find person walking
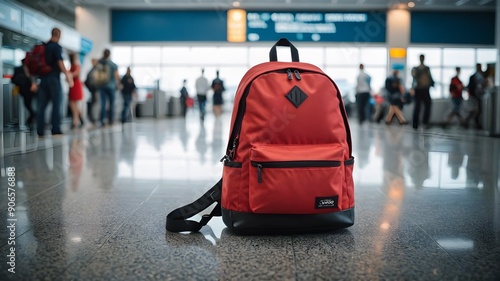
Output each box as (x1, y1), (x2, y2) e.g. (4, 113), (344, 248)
(384, 70), (407, 125)
(120, 67), (136, 124)
(445, 67), (465, 125)
(179, 79), (189, 117)
(36, 28), (73, 137)
(68, 53), (84, 129)
(464, 63), (486, 129)
(11, 59), (37, 129)
(355, 64), (372, 125)
(97, 49), (120, 127)
(195, 68), (209, 121)
(84, 58), (99, 126)
(411, 54), (434, 129)
(211, 70), (225, 117)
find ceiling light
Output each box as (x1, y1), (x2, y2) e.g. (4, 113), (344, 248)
(408, 1), (415, 8)
(394, 3), (407, 9)
(233, 1), (241, 7)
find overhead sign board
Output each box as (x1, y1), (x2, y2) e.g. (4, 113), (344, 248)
(246, 11), (386, 42)
(0, 1), (22, 32)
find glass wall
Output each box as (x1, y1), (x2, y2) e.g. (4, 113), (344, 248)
(406, 47), (496, 99)
(111, 44), (495, 101)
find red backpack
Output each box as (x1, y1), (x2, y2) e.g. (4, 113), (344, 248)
(166, 38), (354, 234)
(24, 43), (52, 76)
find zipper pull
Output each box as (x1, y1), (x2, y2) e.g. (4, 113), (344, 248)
(286, 69), (293, 80)
(220, 155), (229, 162)
(294, 70), (301, 80)
(228, 137), (239, 160)
(257, 164), (263, 183)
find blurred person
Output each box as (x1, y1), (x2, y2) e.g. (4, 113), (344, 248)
(411, 54), (434, 129)
(68, 53), (84, 129)
(179, 79), (189, 117)
(36, 28), (73, 137)
(464, 63), (486, 129)
(195, 68), (209, 121)
(97, 49), (120, 127)
(84, 58), (99, 126)
(120, 67), (137, 124)
(211, 70), (225, 117)
(355, 64), (372, 124)
(445, 67), (465, 125)
(384, 70), (407, 125)
(11, 59), (37, 129)
(371, 92), (386, 123)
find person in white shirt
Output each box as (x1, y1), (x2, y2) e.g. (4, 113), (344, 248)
(355, 64), (372, 124)
(195, 68), (210, 121)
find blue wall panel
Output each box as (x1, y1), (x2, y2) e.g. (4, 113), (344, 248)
(112, 10), (227, 42)
(411, 12), (495, 45)
(112, 10), (386, 43)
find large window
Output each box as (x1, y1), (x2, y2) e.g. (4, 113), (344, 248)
(111, 45), (495, 101)
(325, 47), (387, 103)
(111, 45), (388, 104)
(407, 47), (496, 99)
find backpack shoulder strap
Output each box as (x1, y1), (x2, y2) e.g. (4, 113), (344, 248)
(166, 178), (222, 232)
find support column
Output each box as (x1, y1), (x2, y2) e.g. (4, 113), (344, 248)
(386, 8), (412, 119)
(75, 5), (111, 74)
(494, 2), (500, 136)
(0, 32), (3, 137)
(493, 0), (499, 245)
(0, 32), (4, 161)
(386, 9), (410, 78)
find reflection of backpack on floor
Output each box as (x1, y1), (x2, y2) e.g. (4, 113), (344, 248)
(92, 61), (111, 86)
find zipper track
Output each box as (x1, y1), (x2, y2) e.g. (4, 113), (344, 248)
(251, 161), (341, 168)
(251, 160), (341, 183)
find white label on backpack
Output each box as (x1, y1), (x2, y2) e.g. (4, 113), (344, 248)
(315, 196), (339, 209)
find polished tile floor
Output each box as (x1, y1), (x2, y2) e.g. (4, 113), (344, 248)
(1, 110), (499, 280)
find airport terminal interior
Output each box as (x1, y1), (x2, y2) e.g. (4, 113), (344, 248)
(1, 0), (500, 280)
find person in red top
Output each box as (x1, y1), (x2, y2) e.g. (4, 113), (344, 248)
(68, 53), (84, 129)
(445, 67), (464, 125)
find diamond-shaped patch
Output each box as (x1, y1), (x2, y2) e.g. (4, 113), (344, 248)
(285, 86), (308, 108)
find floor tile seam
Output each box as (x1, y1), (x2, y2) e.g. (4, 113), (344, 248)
(289, 236), (300, 281)
(0, 202), (64, 248)
(59, 184), (161, 273)
(1, 143), (48, 158)
(413, 221), (468, 273)
(1, 169), (153, 246)
(1, 140), (66, 158)
(404, 128), (494, 141)
(1, 126), (124, 158)
(368, 125), (479, 141)
(1, 180), (66, 213)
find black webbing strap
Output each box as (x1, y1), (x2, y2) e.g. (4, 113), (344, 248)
(269, 38), (300, 62)
(166, 178), (222, 232)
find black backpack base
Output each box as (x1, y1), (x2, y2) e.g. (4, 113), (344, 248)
(222, 207), (355, 235)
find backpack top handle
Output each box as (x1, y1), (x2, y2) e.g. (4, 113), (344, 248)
(269, 38), (300, 62)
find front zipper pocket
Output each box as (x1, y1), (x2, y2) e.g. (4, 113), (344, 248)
(251, 160), (341, 183)
(249, 144), (346, 214)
